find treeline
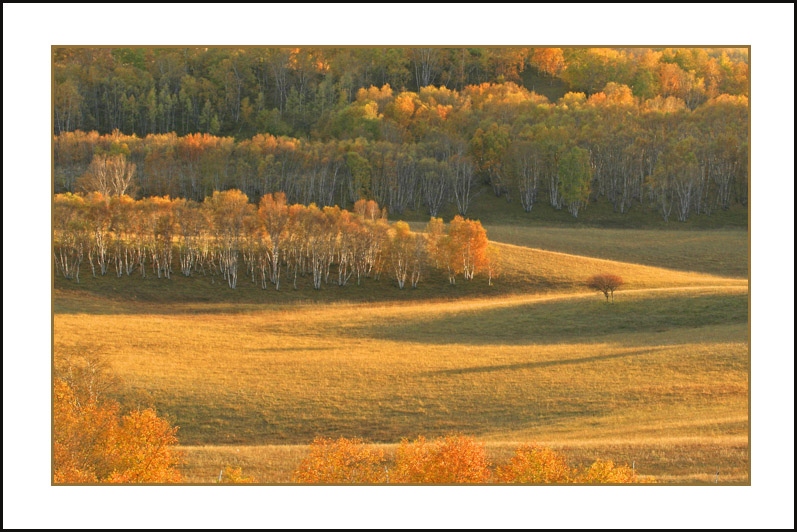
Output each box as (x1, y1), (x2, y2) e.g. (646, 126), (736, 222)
(54, 47), (748, 139)
(55, 83), (748, 221)
(53, 191), (495, 290)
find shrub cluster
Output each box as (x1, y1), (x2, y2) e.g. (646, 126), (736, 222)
(292, 435), (651, 484)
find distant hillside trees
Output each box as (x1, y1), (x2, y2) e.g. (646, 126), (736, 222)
(53, 192), (493, 290)
(53, 47), (748, 140)
(76, 153), (137, 197)
(558, 146), (592, 218)
(54, 48), (749, 223)
(55, 83), (748, 222)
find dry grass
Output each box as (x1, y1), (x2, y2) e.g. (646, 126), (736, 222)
(54, 231), (749, 484)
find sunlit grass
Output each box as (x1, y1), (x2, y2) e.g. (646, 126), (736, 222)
(55, 286), (748, 483)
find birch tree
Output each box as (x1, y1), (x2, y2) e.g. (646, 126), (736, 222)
(558, 147), (592, 218)
(54, 193), (87, 282)
(505, 140), (539, 213)
(77, 153), (137, 197)
(451, 151), (476, 216)
(205, 190), (252, 288)
(258, 192), (289, 289)
(419, 157), (448, 217)
(389, 221), (414, 289)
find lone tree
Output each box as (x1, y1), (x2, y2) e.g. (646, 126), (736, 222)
(587, 274), (624, 302)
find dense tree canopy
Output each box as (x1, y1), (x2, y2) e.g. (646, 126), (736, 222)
(54, 48), (749, 222)
(53, 47), (749, 138)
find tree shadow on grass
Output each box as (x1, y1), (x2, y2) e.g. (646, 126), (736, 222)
(422, 347), (669, 377)
(248, 347), (334, 352)
(53, 272), (559, 316)
(357, 292), (748, 346)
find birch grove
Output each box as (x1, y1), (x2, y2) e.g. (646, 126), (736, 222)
(54, 192), (494, 290)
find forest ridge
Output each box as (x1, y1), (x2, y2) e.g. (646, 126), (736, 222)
(54, 47), (749, 138)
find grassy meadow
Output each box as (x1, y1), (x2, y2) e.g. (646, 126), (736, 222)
(54, 220), (749, 484)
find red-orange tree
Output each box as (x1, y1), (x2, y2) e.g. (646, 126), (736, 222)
(448, 216), (489, 282)
(587, 273), (624, 302)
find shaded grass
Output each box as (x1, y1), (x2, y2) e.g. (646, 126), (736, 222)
(355, 289), (748, 346)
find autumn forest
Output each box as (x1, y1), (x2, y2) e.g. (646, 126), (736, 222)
(55, 47), (749, 221)
(52, 46), (750, 486)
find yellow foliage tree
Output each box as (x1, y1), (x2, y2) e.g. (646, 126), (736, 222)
(497, 444), (572, 483)
(292, 437), (387, 484)
(392, 435), (491, 484)
(53, 379), (182, 484)
(216, 466), (257, 484)
(574, 459), (647, 484)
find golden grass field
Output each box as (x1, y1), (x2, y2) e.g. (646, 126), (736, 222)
(54, 229), (749, 484)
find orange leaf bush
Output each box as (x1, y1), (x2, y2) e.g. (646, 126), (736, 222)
(53, 379), (182, 483)
(391, 435), (492, 484)
(292, 437), (387, 483)
(217, 466), (257, 484)
(574, 459), (646, 484)
(497, 444), (572, 483)
(291, 435), (653, 484)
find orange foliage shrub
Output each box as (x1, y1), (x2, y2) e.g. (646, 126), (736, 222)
(217, 466), (257, 484)
(574, 459), (646, 484)
(497, 444), (572, 483)
(392, 435), (491, 484)
(53, 379), (182, 483)
(291, 435), (653, 484)
(292, 437), (387, 483)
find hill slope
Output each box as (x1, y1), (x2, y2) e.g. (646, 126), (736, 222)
(54, 232), (749, 484)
